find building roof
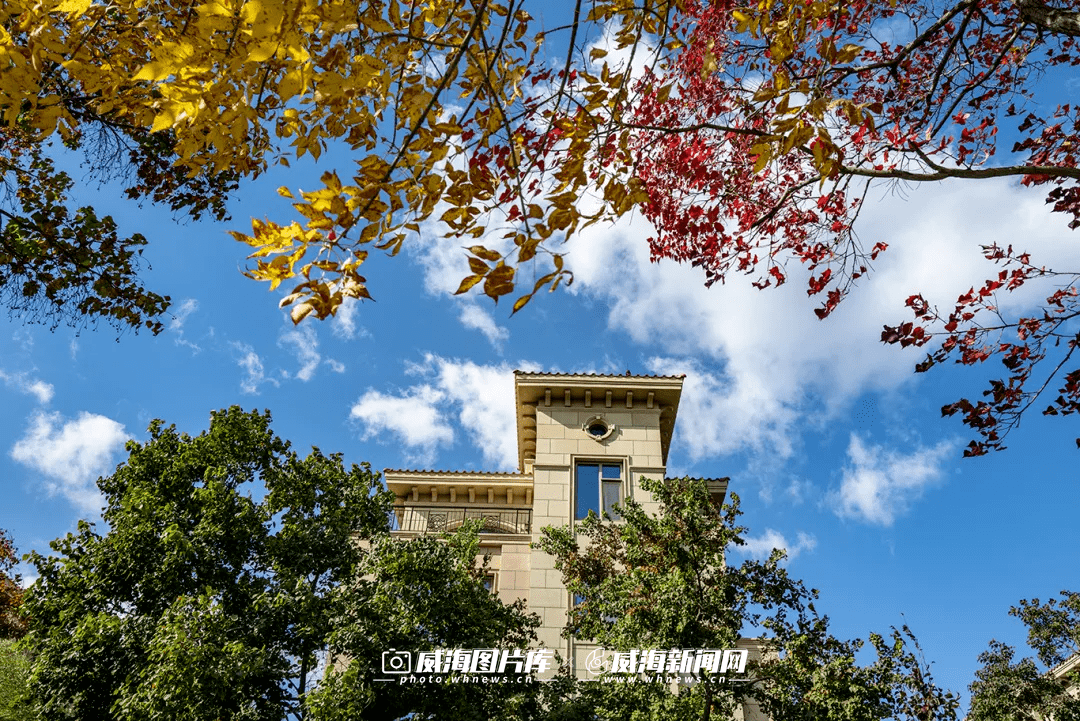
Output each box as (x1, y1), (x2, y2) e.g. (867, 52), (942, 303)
(382, 469), (533, 498)
(384, 469), (530, 477)
(513, 370), (686, 379)
(1050, 652), (1080, 680)
(382, 370), (688, 479)
(514, 371), (684, 472)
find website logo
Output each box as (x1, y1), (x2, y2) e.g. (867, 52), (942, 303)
(381, 649), (412, 674)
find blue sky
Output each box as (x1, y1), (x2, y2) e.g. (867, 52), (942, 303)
(3, 54), (1080, 720)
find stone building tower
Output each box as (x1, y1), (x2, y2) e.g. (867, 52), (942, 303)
(384, 371), (729, 670)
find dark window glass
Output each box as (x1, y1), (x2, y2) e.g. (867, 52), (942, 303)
(576, 462), (623, 520)
(602, 480), (621, 519)
(575, 463), (600, 520)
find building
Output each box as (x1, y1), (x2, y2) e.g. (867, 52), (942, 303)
(385, 370), (732, 661)
(1050, 653), (1080, 714)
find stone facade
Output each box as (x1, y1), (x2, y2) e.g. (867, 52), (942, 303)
(384, 371), (730, 672)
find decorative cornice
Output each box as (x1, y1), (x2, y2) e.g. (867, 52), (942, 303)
(513, 370), (686, 379)
(514, 371), (684, 471)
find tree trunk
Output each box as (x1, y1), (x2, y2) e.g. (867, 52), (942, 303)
(1016, 0), (1080, 36)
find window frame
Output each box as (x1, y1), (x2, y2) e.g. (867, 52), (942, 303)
(482, 572), (498, 593)
(573, 459), (626, 521)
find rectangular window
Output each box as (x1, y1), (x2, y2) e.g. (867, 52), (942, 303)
(575, 462), (623, 520)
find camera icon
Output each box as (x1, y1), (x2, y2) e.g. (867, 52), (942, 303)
(382, 649), (412, 674)
(583, 649), (607, 677)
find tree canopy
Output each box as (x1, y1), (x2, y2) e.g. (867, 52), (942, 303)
(19, 407), (566, 721)
(16, 425), (1077, 720)
(22, 407), (391, 719)
(0, 530), (26, 641)
(3, 0), (1079, 449)
(968, 591), (1080, 721)
(538, 476), (965, 721)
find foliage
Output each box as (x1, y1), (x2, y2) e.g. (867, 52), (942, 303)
(537, 476), (961, 721)
(306, 528), (555, 721)
(20, 407), (561, 721)
(968, 591), (1080, 721)
(0, 0), (556, 325)
(0, 530), (26, 640)
(4, 0), (1079, 445)
(0, 639), (34, 721)
(22, 407), (393, 721)
(0, 128), (173, 334)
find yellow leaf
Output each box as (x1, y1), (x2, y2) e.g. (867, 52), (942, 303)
(277, 186), (294, 198)
(752, 148), (772, 174)
(55, 0), (91, 16)
(486, 262), (515, 286)
(150, 105), (179, 133)
(511, 293), (533, 314)
(247, 42), (277, 63)
(468, 245), (501, 261)
(835, 43), (863, 63)
(133, 62), (172, 83)
(278, 68), (305, 100)
(701, 52), (718, 75)
(31, 106), (63, 135)
(240, 0), (262, 24)
(454, 274), (484, 295)
(291, 302), (315, 324)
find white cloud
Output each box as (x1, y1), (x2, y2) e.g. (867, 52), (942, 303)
(350, 355), (542, 469)
(735, 529), (817, 562)
(407, 231), (486, 298)
(645, 357), (799, 462)
(0, 370), (54, 404)
(169, 298), (201, 352)
(458, 302), (510, 349)
(784, 476), (814, 505)
(10, 410), (129, 512)
(326, 358), (346, 373)
(561, 176), (1073, 465)
(332, 297), (370, 340)
(233, 342), (278, 395)
(279, 324), (321, 381)
(403, 224), (521, 344)
(15, 562), (37, 589)
(414, 355), (527, 469)
(829, 434), (954, 526)
(349, 385), (454, 464)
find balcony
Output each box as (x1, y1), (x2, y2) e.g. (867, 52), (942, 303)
(390, 505), (532, 535)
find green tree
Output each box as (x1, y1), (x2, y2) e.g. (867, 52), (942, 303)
(1, 532), (33, 720)
(307, 528), (560, 721)
(968, 591), (1080, 721)
(21, 407), (562, 721)
(0, 529), (26, 640)
(22, 407), (392, 721)
(0, 638), (34, 721)
(537, 476), (961, 721)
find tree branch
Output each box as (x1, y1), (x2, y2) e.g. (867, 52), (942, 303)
(1015, 0), (1080, 36)
(840, 162), (1080, 182)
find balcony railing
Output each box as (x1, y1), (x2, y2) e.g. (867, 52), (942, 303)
(390, 506), (532, 535)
